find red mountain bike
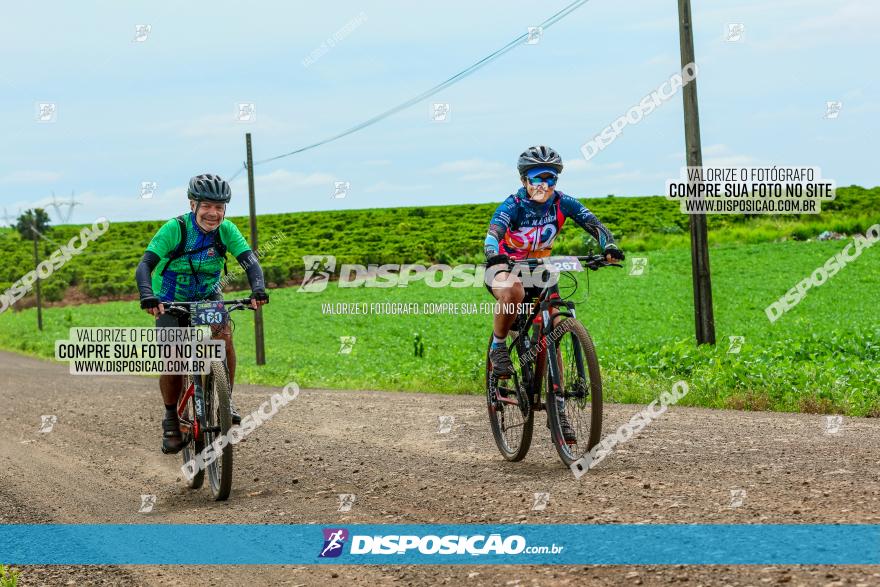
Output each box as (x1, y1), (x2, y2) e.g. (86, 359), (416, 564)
(165, 298), (254, 501)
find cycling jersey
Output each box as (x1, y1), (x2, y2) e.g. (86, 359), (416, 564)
(145, 213), (251, 302)
(484, 188), (616, 260)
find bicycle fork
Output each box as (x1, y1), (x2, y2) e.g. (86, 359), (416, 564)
(193, 380), (207, 436)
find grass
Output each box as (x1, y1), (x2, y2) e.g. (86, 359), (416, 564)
(0, 566), (19, 587)
(1, 239), (877, 416)
(0, 186), (877, 301)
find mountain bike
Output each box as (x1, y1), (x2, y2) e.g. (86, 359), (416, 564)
(485, 255), (620, 466)
(165, 298), (254, 501)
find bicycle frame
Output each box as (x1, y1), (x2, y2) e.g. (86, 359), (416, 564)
(165, 298), (253, 443)
(506, 255), (612, 408)
(511, 290), (571, 410)
(177, 377), (206, 440)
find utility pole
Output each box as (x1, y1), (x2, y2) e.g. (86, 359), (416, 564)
(31, 227), (43, 331)
(677, 0), (715, 345)
(245, 133), (266, 365)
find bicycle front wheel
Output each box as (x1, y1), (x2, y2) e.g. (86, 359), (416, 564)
(545, 317), (603, 466)
(204, 361), (233, 501)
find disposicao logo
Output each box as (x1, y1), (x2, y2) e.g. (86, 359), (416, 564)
(319, 528), (349, 558)
(348, 533), (529, 555)
(317, 530), (562, 558)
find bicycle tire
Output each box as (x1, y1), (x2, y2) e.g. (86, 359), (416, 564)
(486, 333), (534, 462)
(180, 374), (205, 490)
(545, 317), (603, 466)
(204, 361), (233, 501)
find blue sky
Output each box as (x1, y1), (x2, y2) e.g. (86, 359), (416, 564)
(1, 0), (877, 225)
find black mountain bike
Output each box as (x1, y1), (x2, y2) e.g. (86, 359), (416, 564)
(486, 255), (620, 466)
(165, 298), (254, 501)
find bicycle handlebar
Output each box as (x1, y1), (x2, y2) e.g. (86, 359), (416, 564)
(163, 298), (255, 314)
(509, 255), (623, 271)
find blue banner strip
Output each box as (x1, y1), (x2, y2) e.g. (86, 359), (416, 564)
(2, 524), (878, 565)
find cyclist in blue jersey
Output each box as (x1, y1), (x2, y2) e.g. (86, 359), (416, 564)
(483, 146), (624, 439)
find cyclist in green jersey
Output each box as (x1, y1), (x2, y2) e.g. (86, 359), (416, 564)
(135, 174), (269, 454)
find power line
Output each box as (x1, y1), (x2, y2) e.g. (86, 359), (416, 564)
(228, 162), (247, 183)
(249, 0), (593, 168)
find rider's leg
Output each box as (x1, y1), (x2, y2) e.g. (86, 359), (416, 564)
(157, 312), (187, 454)
(490, 271), (525, 339)
(160, 374), (184, 406)
(487, 271), (524, 376)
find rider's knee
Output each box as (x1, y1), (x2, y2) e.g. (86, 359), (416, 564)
(159, 373), (182, 387)
(494, 280), (524, 303)
(510, 283), (525, 301)
(211, 324), (231, 339)
(500, 283), (524, 304)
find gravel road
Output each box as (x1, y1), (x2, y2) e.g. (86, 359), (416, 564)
(1, 350), (878, 586)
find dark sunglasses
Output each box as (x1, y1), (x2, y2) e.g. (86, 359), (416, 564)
(527, 174), (557, 186)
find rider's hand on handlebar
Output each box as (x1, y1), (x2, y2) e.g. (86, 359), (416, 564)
(250, 290), (269, 309)
(486, 253), (512, 269)
(603, 245), (625, 264)
(140, 297), (165, 316)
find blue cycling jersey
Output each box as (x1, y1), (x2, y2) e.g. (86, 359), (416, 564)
(484, 188), (616, 260)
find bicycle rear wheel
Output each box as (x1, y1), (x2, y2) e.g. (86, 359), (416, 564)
(204, 361), (233, 501)
(180, 374), (205, 490)
(545, 317), (603, 466)
(486, 333), (534, 461)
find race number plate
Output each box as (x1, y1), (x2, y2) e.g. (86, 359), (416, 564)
(546, 256), (584, 272)
(191, 301), (228, 325)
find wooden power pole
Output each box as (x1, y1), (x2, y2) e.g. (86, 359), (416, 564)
(677, 0), (715, 345)
(245, 133), (266, 365)
(31, 230), (43, 331)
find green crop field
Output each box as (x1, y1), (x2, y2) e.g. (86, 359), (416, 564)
(1, 237), (877, 416)
(0, 186), (878, 303)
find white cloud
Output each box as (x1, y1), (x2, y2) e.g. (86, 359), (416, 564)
(702, 144), (729, 157)
(363, 181), (431, 193)
(459, 172), (504, 181)
(151, 113), (304, 141)
(428, 159), (508, 176)
(0, 170), (62, 183)
(694, 144), (760, 168)
(729, 0), (880, 51)
(605, 170), (669, 182)
(624, 16), (677, 32)
(665, 144), (759, 169)
(792, 2), (880, 41)
(566, 159), (625, 172)
(42, 169), (343, 223)
(244, 169), (336, 189)
(645, 53), (676, 67)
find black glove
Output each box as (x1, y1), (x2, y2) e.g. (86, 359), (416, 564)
(486, 254), (512, 268)
(140, 297), (160, 310)
(603, 246), (625, 262)
(252, 290), (269, 304)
